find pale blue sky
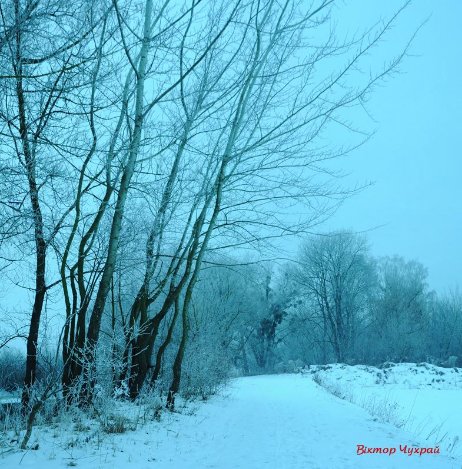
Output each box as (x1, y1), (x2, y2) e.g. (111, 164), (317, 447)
(323, 0), (462, 292)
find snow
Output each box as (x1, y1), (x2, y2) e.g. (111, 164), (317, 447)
(1, 372), (461, 468)
(309, 363), (462, 460)
(0, 389), (20, 405)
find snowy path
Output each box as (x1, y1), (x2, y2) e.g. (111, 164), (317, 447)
(150, 374), (458, 469)
(1, 374), (460, 468)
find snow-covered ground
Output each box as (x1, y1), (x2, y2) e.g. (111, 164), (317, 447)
(309, 363), (462, 461)
(0, 389), (20, 405)
(1, 370), (461, 468)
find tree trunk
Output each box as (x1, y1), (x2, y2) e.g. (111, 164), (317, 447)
(166, 301), (189, 411)
(22, 240), (46, 409)
(13, 1), (48, 409)
(150, 297), (181, 387)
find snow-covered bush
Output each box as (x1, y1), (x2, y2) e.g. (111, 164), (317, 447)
(100, 414), (133, 434)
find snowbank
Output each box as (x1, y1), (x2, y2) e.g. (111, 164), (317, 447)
(309, 362), (462, 460)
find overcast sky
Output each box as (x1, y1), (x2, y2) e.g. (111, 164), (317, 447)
(320, 0), (462, 293)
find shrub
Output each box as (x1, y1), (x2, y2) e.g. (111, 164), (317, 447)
(100, 414), (132, 434)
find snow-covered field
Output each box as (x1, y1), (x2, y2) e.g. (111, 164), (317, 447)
(1, 368), (462, 468)
(309, 362), (462, 461)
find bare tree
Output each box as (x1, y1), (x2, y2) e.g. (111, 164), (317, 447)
(0, 0), (109, 408)
(110, 0), (414, 405)
(368, 256), (430, 362)
(0, 0), (417, 411)
(427, 289), (462, 364)
(292, 232), (373, 362)
(54, 0), (244, 405)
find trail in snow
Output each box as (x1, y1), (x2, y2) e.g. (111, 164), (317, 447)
(1, 374), (460, 468)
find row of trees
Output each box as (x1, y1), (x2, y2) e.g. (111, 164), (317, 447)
(277, 232), (462, 368)
(0, 0), (413, 412)
(1, 235), (460, 395)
